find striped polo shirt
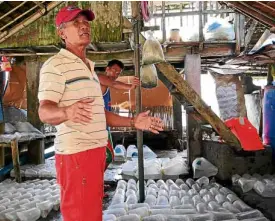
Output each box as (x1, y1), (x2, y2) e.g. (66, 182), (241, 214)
(38, 49), (108, 154)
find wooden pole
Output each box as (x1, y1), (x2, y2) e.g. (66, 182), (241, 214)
(199, 2), (204, 43)
(185, 54), (202, 165)
(0, 148), (4, 168)
(172, 96), (183, 142)
(235, 13), (241, 55)
(11, 139), (21, 183)
(162, 1), (166, 42)
(156, 62), (241, 150)
(26, 57), (45, 165)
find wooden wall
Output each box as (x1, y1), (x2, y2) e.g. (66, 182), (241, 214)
(110, 76), (172, 109)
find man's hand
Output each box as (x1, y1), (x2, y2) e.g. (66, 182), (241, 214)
(130, 77), (140, 90)
(134, 110), (164, 134)
(64, 98), (94, 124)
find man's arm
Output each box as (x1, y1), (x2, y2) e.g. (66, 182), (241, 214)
(105, 110), (163, 134)
(39, 99), (94, 126)
(105, 110), (132, 127)
(39, 100), (68, 125)
(98, 75), (139, 90)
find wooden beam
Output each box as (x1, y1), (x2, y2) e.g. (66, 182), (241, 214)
(11, 140), (21, 183)
(239, 15), (245, 47)
(235, 13), (241, 55)
(162, 1), (166, 41)
(156, 62), (241, 150)
(131, 2), (140, 19)
(185, 54), (201, 95)
(87, 50), (134, 62)
(0, 148), (4, 168)
(185, 54), (202, 165)
(152, 9), (234, 17)
(227, 2), (275, 27)
(26, 58), (44, 165)
(1, 43), (236, 66)
(33, 1), (45, 10)
(256, 2), (275, 15)
(172, 96), (183, 141)
(199, 2), (204, 42)
(123, 17), (146, 44)
(244, 20), (258, 52)
(165, 42), (235, 59)
(0, 2), (62, 42)
(203, 2), (208, 24)
(238, 2), (275, 24)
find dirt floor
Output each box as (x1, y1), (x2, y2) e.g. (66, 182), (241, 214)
(232, 185), (275, 221)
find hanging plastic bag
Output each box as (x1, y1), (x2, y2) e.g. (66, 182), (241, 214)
(142, 31), (165, 65)
(192, 157), (218, 178)
(203, 17), (235, 41)
(141, 64), (158, 89)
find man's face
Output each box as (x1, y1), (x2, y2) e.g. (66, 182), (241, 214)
(58, 14), (91, 47)
(106, 64), (122, 81)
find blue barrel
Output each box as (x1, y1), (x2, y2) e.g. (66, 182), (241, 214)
(263, 86), (275, 154)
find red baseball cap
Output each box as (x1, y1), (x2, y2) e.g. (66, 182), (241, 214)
(55, 6), (95, 27)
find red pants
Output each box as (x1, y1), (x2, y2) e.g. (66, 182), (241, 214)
(55, 147), (106, 221)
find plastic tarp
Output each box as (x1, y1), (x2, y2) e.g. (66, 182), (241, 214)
(0, 122), (45, 143)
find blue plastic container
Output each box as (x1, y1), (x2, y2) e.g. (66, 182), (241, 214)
(263, 86), (275, 155)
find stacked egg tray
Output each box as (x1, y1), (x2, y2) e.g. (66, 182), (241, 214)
(103, 178), (268, 221)
(0, 178), (60, 221)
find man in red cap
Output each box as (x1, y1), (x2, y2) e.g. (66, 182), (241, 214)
(38, 6), (163, 221)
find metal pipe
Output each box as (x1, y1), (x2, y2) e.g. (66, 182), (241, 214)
(0, 2), (27, 21)
(133, 2), (145, 203)
(0, 2), (63, 43)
